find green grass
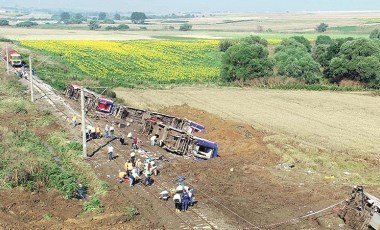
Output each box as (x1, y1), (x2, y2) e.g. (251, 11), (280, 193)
(364, 18), (380, 24)
(0, 74), (105, 198)
(83, 197), (104, 213)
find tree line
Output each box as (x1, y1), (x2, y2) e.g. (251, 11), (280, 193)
(220, 32), (380, 88)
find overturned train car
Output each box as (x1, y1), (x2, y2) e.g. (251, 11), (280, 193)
(65, 83), (218, 159)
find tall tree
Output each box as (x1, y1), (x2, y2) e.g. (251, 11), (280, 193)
(88, 20), (101, 30)
(114, 13), (121, 20)
(221, 43), (273, 82)
(0, 19), (9, 26)
(98, 12), (107, 20)
(326, 38), (380, 88)
(131, 12), (147, 24)
(316, 23), (328, 32)
(60, 12), (71, 22)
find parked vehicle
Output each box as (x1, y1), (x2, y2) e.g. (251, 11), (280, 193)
(2, 48), (22, 67)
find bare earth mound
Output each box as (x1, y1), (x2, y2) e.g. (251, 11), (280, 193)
(115, 87), (380, 155)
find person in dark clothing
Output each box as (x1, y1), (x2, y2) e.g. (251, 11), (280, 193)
(181, 191), (189, 212)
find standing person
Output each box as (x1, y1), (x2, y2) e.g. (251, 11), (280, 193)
(188, 189), (194, 206)
(95, 125), (101, 139)
(125, 160), (133, 177)
(107, 144), (114, 161)
(135, 159), (142, 175)
(150, 135), (157, 146)
(105, 125), (110, 138)
(132, 137), (138, 149)
(181, 190), (189, 212)
(72, 115), (77, 128)
(90, 125), (96, 140)
(144, 170), (151, 186)
(110, 124), (115, 138)
(127, 131), (133, 139)
(173, 192), (181, 213)
(130, 151), (136, 165)
(129, 173), (134, 187)
(119, 133), (125, 145)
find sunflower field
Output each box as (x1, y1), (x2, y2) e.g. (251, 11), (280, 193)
(20, 40), (221, 86)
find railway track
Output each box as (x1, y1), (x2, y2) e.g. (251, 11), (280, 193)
(4, 65), (224, 229)
(89, 137), (220, 230)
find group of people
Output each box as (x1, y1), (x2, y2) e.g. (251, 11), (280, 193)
(173, 185), (195, 212)
(118, 150), (159, 187)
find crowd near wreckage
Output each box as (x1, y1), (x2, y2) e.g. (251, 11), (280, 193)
(65, 83), (218, 160)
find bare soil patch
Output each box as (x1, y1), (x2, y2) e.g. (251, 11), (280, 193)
(115, 87), (380, 155)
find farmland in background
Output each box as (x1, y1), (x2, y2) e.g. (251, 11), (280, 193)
(20, 40), (221, 88)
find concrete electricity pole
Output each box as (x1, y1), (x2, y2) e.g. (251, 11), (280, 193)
(5, 45), (9, 75)
(29, 56), (34, 102)
(81, 87), (87, 158)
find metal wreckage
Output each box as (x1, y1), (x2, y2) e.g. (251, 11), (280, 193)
(65, 83), (218, 160)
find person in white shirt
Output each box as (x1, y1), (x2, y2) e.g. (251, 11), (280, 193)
(150, 135), (157, 146)
(173, 193), (182, 212)
(107, 144), (114, 161)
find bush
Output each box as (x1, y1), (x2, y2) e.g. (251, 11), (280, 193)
(117, 24), (129, 30)
(316, 35), (333, 45)
(221, 43), (273, 82)
(83, 197), (103, 213)
(88, 20), (101, 30)
(103, 19), (115, 24)
(179, 23), (192, 31)
(325, 38), (380, 88)
(105, 89), (116, 98)
(370, 29), (380, 39)
(0, 19), (9, 26)
(240, 35), (268, 47)
(219, 39), (234, 52)
(274, 48), (321, 84)
(16, 21), (38, 28)
(290, 36), (311, 52)
(122, 207), (139, 220)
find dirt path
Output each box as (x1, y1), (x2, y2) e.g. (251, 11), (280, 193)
(115, 87), (380, 154)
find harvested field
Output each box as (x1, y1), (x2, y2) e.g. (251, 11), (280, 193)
(115, 87), (380, 155)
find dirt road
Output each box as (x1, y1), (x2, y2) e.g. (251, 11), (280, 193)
(115, 87), (380, 154)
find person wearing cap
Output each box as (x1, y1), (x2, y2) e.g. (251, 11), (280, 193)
(107, 144), (114, 161)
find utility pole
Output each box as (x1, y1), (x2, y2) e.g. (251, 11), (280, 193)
(29, 56), (34, 102)
(5, 44), (9, 75)
(81, 87), (87, 158)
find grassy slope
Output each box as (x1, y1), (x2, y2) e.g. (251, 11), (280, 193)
(0, 71), (106, 199)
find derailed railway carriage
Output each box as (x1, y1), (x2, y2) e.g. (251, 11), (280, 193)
(65, 83), (218, 159)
